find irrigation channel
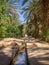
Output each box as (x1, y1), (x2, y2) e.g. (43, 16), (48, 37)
(10, 38), (30, 65)
(13, 49), (29, 65)
(10, 46), (29, 65)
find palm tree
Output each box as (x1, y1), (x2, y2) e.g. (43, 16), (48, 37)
(22, 0), (42, 38)
(7, 0), (21, 26)
(22, 0), (49, 39)
(42, 0), (49, 31)
(7, 0), (19, 15)
(22, 0), (28, 5)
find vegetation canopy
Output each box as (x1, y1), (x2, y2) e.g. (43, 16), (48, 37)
(0, 0), (49, 42)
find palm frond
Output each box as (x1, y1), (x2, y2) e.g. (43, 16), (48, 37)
(22, 0), (28, 5)
(24, 9), (33, 22)
(7, 7), (17, 15)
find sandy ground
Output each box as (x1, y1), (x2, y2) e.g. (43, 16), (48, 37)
(0, 46), (19, 65)
(0, 38), (49, 65)
(0, 38), (19, 65)
(28, 47), (49, 65)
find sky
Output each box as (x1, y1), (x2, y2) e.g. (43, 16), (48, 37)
(8, 0), (28, 24)
(18, 0), (27, 23)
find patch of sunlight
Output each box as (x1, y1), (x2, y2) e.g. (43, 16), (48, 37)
(38, 60), (49, 64)
(2, 47), (12, 57)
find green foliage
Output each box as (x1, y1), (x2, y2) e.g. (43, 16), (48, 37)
(0, 26), (7, 38)
(42, 28), (49, 42)
(26, 24), (35, 37)
(22, 0), (49, 41)
(18, 25), (23, 37)
(0, 0), (49, 42)
(0, 21), (23, 38)
(6, 24), (20, 38)
(0, 0), (23, 38)
(23, 24), (27, 36)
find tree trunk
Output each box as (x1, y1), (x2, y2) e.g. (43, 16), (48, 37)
(42, 0), (49, 31)
(34, 14), (39, 38)
(41, 0), (49, 39)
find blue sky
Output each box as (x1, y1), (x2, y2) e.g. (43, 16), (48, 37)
(8, 0), (28, 23)
(18, 0), (28, 23)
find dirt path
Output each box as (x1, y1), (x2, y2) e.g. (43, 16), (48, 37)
(0, 46), (18, 65)
(28, 47), (49, 65)
(0, 38), (49, 65)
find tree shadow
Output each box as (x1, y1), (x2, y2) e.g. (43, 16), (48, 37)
(0, 52), (14, 65)
(0, 44), (19, 65)
(31, 47), (49, 52)
(0, 46), (5, 50)
(29, 57), (49, 65)
(29, 48), (49, 65)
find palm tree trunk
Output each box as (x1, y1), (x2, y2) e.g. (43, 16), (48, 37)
(41, 0), (49, 40)
(42, 0), (49, 31)
(34, 14), (39, 38)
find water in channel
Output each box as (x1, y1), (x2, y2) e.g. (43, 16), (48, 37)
(14, 52), (27, 65)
